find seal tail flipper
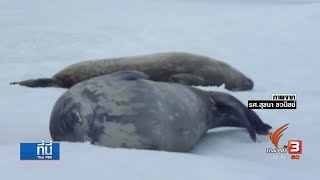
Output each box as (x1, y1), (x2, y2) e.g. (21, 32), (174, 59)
(210, 92), (272, 141)
(210, 92), (256, 141)
(245, 109), (272, 135)
(10, 78), (57, 88)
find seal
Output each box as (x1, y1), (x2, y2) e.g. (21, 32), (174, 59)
(11, 52), (254, 91)
(49, 70), (270, 152)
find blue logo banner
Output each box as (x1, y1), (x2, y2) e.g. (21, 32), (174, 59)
(20, 141), (60, 160)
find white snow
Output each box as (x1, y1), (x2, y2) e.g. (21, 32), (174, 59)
(0, 0), (319, 179)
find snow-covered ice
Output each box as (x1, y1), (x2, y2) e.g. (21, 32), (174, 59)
(0, 0), (319, 179)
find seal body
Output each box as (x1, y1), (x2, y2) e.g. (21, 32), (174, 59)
(12, 52), (254, 91)
(50, 71), (270, 152)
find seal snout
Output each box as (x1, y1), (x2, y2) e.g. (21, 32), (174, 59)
(50, 96), (84, 142)
(244, 78), (254, 90)
(225, 77), (254, 91)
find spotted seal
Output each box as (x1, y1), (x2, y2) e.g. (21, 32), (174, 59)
(11, 52), (254, 91)
(49, 71), (270, 152)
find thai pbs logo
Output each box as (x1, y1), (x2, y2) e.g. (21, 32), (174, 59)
(20, 141), (60, 160)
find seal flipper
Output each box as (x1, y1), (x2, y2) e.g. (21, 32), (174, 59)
(211, 96), (256, 141)
(110, 70), (150, 81)
(210, 92), (257, 141)
(168, 73), (205, 85)
(245, 109), (272, 135)
(210, 92), (271, 141)
(10, 78), (58, 88)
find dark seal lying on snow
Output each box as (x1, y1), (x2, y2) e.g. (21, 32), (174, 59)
(11, 52), (254, 91)
(50, 71), (270, 152)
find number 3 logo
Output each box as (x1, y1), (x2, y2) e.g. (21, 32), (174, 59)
(288, 140), (302, 154)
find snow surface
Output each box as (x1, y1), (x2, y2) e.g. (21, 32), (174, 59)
(0, 0), (319, 179)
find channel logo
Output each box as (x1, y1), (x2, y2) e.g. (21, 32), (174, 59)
(268, 123), (289, 148)
(20, 141), (60, 160)
(265, 123), (302, 160)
